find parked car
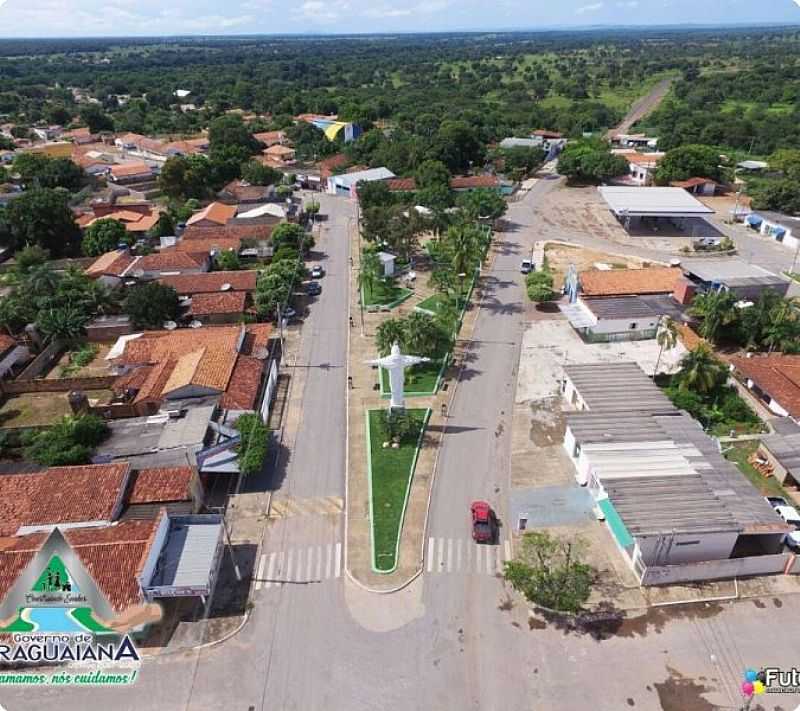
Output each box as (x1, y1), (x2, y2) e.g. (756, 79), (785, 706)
(520, 259), (533, 274)
(765, 496), (788, 509)
(785, 530), (800, 551)
(470, 501), (498, 544)
(305, 281), (322, 296)
(774, 505), (800, 527)
(310, 265), (325, 279)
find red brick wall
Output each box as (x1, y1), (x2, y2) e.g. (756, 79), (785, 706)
(2, 375), (116, 394)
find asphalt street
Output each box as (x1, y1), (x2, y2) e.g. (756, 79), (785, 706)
(5, 184), (800, 711)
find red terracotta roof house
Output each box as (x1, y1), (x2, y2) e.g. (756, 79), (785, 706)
(253, 130), (287, 146)
(135, 251), (208, 273)
(220, 355), (264, 410)
(729, 355), (800, 420)
(112, 324), (272, 412)
(0, 517), (160, 613)
(188, 291), (248, 317)
(179, 222), (273, 244)
(186, 202), (238, 228)
(85, 250), (138, 278)
(0, 463), (131, 537)
(109, 162), (154, 182)
(126, 467), (195, 505)
(385, 177), (418, 192)
(158, 271), (257, 296)
(170, 238), (243, 255)
(578, 267), (682, 297)
(264, 144), (296, 157)
(449, 175), (500, 190)
(319, 153), (349, 179)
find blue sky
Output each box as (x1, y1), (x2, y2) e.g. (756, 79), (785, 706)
(0, 0), (798, 37)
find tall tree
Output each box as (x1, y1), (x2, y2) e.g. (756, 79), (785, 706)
(82, 218), (131, 256)
(689, 290), (739, 343)
(123, 282), (179, 329)
(675, 344), (727, 395)
(653, 316), (679, 376)
(4, 188), (81, 257)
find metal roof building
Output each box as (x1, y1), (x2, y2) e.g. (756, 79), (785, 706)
(681, 258), (789, 292)
(598, 186), (714, 218)
(562, 362), (789, 579)
(562, 362), (675, 413)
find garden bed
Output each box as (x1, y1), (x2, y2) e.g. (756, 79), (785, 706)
(660, 377), (766, 437)
(361, 278), (413, 309)
(379, 358), (447, 397)
(366, 408), (430, 573)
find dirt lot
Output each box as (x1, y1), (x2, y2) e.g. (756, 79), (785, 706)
(0, 389), (112, 427)
(46, 343), (112, 379)
(544, 243), (650, 289)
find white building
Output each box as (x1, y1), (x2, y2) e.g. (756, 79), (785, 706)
(560, 362), (792, 584)
(558, 296), (661, 343)
(745, 211), (800, 253)
(326, 167), (395, 197)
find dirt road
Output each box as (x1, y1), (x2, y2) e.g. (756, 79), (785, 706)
(606, 77), (674, 138)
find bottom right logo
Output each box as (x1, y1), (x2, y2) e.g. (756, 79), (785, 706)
(742, 667), (800, 697)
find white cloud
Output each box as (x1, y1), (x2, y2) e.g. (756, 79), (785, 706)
(575, 2), (604, 13)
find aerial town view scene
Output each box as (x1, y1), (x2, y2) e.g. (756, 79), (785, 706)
(1, 1), (800, 709)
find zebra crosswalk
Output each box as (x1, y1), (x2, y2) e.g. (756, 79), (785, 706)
(254, 542), (342, 591)
(425, 537), (512, 576)
(268, 496), (344, 519)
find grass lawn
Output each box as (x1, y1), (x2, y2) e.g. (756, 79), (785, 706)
(723, 440), (791, 500)
(416, 292), (468, 317)
(380, 359), (445, 396)
(367, 408), (429, 573)
(361, 278), (412, 308)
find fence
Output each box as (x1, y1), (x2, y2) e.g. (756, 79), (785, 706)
(584, 328), (658, 344)
(639, 554), (798, 586)
(1, 375), (116, 394)
(15, 340), (64, 381)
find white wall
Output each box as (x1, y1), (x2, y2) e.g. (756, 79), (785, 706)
(562, 375), (587, 411)
(138, 512), (171, 591)
(588, 315), (659, 336)
(637, 531), (738, 566)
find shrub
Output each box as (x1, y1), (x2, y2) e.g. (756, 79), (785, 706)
(235, 413), (269, 476)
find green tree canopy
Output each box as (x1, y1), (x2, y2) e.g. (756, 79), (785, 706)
(415, 159), (451, 191)
(557, 140), (628, 184)
(23, 414), (110, 467)
(123, 282), (180, 329)
(4, 188), (81, 257)
(655, 144), (722, 185)
(79, 104), (114, 133)
(12, 153), (84, 191)
(241, 160), (281, 186)
(456, 189), (506, 220)
(503, 531), (593, 614)
(158, 155), (212, 201)
(82, 218), (131, 256)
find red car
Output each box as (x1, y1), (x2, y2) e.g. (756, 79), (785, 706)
(471, 501), (498, 543)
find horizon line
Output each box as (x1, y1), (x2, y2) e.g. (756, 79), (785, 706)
(1, 21), (800, 41)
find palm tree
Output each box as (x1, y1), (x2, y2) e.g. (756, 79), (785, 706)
(359, 248), (382, 304)
(688, 290), (738, 343)
(444, 221), (482, 280)
(36, 306), (89, 344)
(403, 311), (446, 359)
(375, 318), (406, 356)
(762, 300), (800, 353)
(653, 317), (679, 377)
(435, 293), (461, 337)
(676, 344), (726, 395)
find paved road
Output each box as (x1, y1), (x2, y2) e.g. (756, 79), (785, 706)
(6, 185), (800, 711)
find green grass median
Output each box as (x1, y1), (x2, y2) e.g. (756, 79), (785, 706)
(367, 408), (430, 573)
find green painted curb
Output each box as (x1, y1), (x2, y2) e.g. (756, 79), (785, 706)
(366, 407), (431, 574)
(377, 355), (450, 399)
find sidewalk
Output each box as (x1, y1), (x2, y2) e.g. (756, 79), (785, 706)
(346, 223), (491, 591)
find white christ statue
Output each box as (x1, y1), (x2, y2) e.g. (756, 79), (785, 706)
(367, 343), (430, 410)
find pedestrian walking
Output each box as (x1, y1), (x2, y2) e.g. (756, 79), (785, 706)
(347, 376), (353, 389)
(440, 402), (447, 418)
(349, 316), (355, 328)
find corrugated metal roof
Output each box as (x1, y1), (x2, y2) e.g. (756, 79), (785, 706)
(760, 431), (800, 480)
(583, 296), (657, 320)
(682, 258), (787, 288)
(148, 515), (222, 589)
(563, 362), (674, 413)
